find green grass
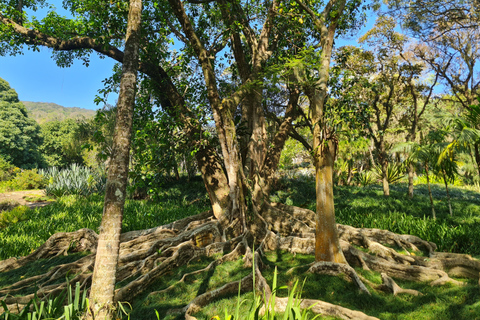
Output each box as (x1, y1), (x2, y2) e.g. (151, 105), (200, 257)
(0, 177), (210, 260)
(128, 250), (480, 320)
(2, 176), (480, 319)
(271, 177), (480, 255)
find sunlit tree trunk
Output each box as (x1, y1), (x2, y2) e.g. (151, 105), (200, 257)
(407, 163), (415, 198)
(425, 163), (436, 219)
(313, 137), (347, 263)
(381, 156), (390, 197)
(441, 168), (453, 216)
(85, 0), (142, 319)
(475, 143), (480, 177)
(307, 86), (346, 263)
(298, 0), (347, 264)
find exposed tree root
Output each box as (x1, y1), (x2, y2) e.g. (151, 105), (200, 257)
(379, 273), (422, 296)
(1, 204), (479, 319)
(0, 228), (98, 273)
(274, 297), (380, 320)
(308, 261), (370, 295)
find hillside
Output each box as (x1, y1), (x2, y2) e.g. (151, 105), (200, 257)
(21, 101), (96, 124)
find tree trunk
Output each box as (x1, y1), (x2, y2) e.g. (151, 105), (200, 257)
(313, 137), (347, 263)
(368, 141), (376, 168)
(442, 169), (453, 216)
(407, 163), (414, 198)
(85, 0), (142, 319)
(475, 142), (480, 178)
(346, 161), (353, 186)
(300, 0), (347, 264)
(168, 0), (247, 233)
(425, 164), (436, 220)
(381, 152), (390, 197)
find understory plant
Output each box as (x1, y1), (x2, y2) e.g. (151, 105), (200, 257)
(0, 282), (87, 320)
(356, 170), (376, 187)
(0, 205), (30, 228)
(0, 169), (46, 192)
(41, 164), (106, 197)
(207, 260), (319, 320)
(373, 163), (405, 184)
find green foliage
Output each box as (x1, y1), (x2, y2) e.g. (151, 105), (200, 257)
(0, 169), (47, 192)
(0, 281), (88, 320)
(372, 163), (405, 184)
(13, 169), (45, 190)
(41, 164), (106, 197)
(0, 78), (43, 169)
(0, 155), (19, 182)
(39, 119), (85, 167)
(0, 205), (30, 228)
(279, 135), (311, 170)
(356, 170), (376, 187)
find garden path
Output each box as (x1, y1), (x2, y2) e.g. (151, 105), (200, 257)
(0, 190), (52, 209)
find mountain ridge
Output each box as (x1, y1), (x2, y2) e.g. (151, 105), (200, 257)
(21, 101), (96, 124)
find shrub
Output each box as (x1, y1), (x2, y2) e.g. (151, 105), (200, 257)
(41, 164), (106, 197)
(0, 155), (19, 182)
(355, 170), (376, 187)
(0, 199), (20, 212)
(0, 169), (47, 192)
(0, 205), (30, 228)
(373, 163), (405, 184)
(13, 169), (46, 190)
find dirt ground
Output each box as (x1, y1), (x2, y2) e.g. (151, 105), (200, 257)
(0, 190), (53, 209)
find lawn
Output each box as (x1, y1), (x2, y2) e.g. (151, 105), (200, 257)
(1, 176), (480, 319)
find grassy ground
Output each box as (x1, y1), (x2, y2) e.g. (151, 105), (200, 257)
(271, 177), (480, 255)
(0, 177), (210, 260)
(1, 177), (480, 319)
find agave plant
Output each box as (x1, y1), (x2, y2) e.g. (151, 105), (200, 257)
(372, 162), (405, 184)
(40, 164), (106, 197)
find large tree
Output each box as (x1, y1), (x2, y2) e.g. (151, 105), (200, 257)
(389, 0), (480, 110)
(4, 1), (480, 319)
(39, 119), (84, 167)
(85, 0), (143, 318)
(0, 77), (43, 169)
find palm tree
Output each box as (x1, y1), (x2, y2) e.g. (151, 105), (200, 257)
(395, 141), (437, 219)
(440, 99), (480, 180)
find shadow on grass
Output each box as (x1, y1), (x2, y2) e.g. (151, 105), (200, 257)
(271, 179), (480, 255)
(131, 250), (480, 320)
(0, 252), (89, 293)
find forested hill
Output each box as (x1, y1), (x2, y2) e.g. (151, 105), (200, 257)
(21, 101), (96, 124)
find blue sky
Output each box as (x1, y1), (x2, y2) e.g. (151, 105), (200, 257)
(0, 1), (373, 111)
(0, 0), (118, 110)
(1, 49), (117, 110)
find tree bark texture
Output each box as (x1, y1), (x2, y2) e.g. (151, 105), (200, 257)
(313, 138), (347, 263)
(407, 163), (414, 198)
(425, 164), (436, 219)
(300, 0), (348, 264)
(86, 0), (142, 319)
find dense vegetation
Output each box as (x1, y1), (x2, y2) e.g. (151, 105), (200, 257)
(1, 178), (480, 319)
(0, 0), (479, 319)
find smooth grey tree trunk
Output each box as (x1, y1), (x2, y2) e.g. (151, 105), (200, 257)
(85, 0), (142, 319)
